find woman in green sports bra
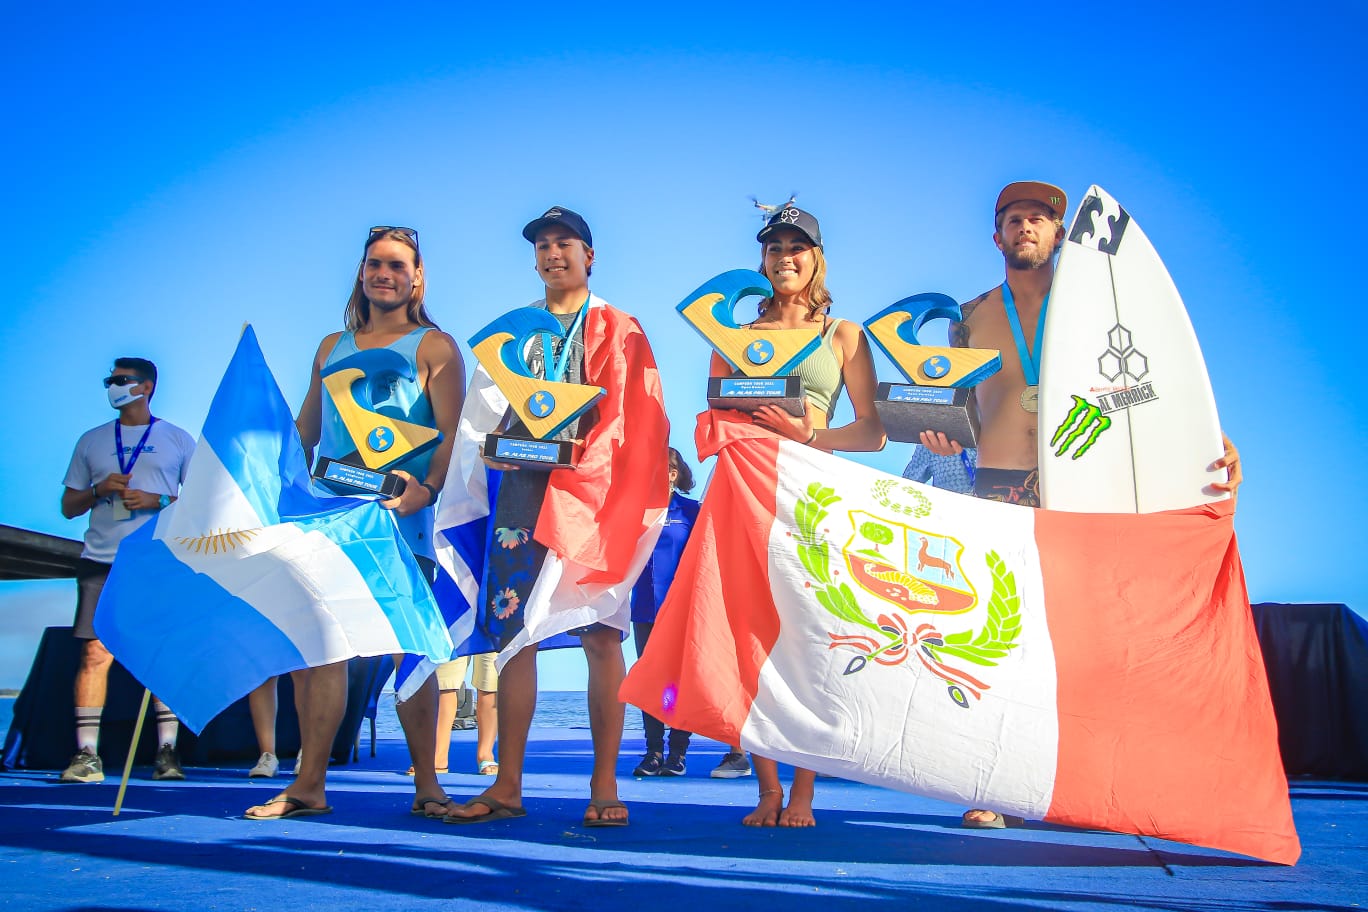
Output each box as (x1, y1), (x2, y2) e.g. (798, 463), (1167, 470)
(710, 203), (885, 828)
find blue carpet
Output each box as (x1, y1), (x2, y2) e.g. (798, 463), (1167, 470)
(1, 728), (1363, 911)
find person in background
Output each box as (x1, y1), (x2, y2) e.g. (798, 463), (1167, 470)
(902, 446), (977, 494)
(59, 358), (196, 783)
(630, 447), (702, 778)
(432, 654), (499, 775)
(246, 678), (281, 777)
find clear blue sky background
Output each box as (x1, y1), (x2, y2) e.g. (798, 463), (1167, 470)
(3, 4), (1364, 690)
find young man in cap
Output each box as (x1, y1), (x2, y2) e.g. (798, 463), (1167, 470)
(60, 358), (196, 783)
(921, 181), (1244, 827)
(443, 206), (669, 827)
(244, 226), (465, 819)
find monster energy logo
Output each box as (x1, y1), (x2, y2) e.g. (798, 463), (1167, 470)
(1051, 395), (1111, 459)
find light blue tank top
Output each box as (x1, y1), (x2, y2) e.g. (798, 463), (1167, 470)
(319, 327), (436, 560)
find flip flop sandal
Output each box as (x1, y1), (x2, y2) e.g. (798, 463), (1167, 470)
(442, 795), (527, 825)
(411, 796), (452, 817)
(244, 795), (333, 820)
(961, 811), (1025, 829)
(583, 799), (629, 828)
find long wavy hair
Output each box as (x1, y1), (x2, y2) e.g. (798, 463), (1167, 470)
(343, 229), (438, 331)
(756, 239), (833, 321)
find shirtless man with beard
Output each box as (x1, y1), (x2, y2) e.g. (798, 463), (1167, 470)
(922, 181), (1243, 827)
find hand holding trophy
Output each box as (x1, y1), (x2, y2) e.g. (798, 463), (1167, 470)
(864, 293), (1002, 446)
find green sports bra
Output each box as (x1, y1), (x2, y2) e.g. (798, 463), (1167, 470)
(790, 317), (844, 415)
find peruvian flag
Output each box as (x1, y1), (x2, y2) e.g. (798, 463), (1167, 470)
(620, 415), (1300, 865)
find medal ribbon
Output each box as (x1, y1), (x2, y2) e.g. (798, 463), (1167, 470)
(1000, 282), (1048, 387)
(115, 417), (158, 475)
(538, 294), (590, 382)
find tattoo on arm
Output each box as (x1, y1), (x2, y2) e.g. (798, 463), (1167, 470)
(952, 293), (988, 349)
(950, 320), (970, 349)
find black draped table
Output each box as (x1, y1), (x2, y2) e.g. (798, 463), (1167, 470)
(3, 626), (389, 771)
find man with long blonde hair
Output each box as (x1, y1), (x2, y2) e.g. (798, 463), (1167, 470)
(245, 226), (465, 820)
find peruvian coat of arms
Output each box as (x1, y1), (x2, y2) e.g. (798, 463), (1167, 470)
(791, 476), (1022, 708)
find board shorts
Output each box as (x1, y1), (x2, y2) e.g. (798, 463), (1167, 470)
(72, 558), (112, 640)
(485, 471), (612, 650)
(437, 653), (498, 693)
(973, 467), (1040, 508)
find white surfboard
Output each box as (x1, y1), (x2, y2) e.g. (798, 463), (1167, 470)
(1038, 185), (1228, 513)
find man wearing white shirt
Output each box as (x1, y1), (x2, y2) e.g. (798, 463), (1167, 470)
(59, 357), (195, 783)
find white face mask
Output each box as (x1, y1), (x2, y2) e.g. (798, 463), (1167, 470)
(107, 383), (144, 409)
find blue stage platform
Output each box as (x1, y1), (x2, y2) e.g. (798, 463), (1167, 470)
(0, 727), (1363, 911)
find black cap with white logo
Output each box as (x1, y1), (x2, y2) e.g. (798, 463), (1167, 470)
(522, 205), (593, 247)
(757, 204), (822, 249)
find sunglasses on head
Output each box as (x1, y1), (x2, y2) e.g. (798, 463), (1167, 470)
(104, 374), (144, 387)
(368, 226), (419, 245)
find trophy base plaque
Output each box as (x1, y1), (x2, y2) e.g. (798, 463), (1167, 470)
(875, 382), (980, 447)
(707, 374), (806, 417)
(313, 456), (408, 498)
(483, 434), (579, 470)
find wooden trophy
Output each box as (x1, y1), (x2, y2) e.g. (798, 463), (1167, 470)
(864, 293), (1002, 446)
(469, 307), (605, 470)
(314, 347), (443, 496)
(678, 269), (820, 417)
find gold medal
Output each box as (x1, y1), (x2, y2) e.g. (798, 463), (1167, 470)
(1020, 384), (1039, 413)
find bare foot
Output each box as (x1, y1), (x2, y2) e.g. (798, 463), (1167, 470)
(245, 789), (328, 819)
(962, 808), (997, 826)
(742, 790), (783, 827)
(779, 794), (816, 827)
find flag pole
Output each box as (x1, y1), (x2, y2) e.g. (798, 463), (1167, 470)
(112, 688), (151, 816)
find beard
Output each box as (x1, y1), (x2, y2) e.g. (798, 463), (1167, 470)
(1003, 239), (1057, 270)
(366, 294), (407, 314)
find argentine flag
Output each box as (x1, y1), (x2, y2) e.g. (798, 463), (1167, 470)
(95, 327), (453, 732)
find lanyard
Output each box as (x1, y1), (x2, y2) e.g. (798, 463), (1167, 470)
(1000, 282), (1048, 387)
(538, 295), (589, 382)
(115, 418), (157, 475)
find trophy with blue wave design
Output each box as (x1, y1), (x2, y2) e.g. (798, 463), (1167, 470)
(469, 308), (606, 470)
(678, 269), (821, 417)
(864, 293), (1002, 445)
(315, 348), (442, 496)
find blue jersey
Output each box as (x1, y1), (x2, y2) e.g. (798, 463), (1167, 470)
(631, 491), (700, 624)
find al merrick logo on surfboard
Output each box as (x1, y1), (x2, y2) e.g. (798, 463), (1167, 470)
(1054, 321), (1162, 459)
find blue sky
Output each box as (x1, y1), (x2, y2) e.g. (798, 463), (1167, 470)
(3, 4), (1364, 690)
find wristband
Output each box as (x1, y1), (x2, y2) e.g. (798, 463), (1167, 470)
(418, 482), (439, 505)
(804, 429), (817, 446)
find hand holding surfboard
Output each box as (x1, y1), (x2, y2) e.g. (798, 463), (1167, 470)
(1039, 185), (1230, 513)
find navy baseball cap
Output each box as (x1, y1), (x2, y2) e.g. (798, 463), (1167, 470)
(522, 205), (593, 247)
(757, 204), (823, 249)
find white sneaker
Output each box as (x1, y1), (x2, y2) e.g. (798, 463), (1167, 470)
(248, 751), (279, 778)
